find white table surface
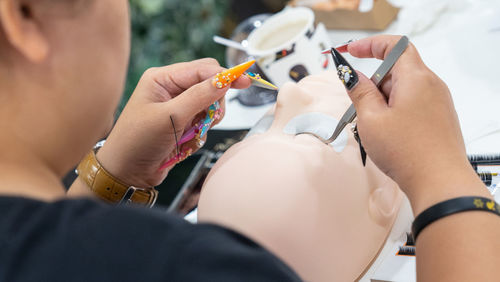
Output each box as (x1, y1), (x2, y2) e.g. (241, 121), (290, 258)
(215, 0), (500, 154)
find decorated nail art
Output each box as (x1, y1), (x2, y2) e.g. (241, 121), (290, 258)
(335, 39), (356, 53)
(161, 101), (221, 170)
(321, 39), (356, 54)
(199, 101), (222, 138)
(159, 147), (193, 171)
(337, 65), (354, 86)
(328, 47), (359, 90)
(178, 127), (197, 146)
(177, 101), (222, 146)
(245, 72), (278, 90)
(160, 102), (223, 171)
(212, 60), (256, 89)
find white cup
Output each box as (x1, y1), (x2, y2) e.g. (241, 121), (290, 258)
(246, 7), (333, 87)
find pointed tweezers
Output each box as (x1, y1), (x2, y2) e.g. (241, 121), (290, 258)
(321, 36), (409, 144)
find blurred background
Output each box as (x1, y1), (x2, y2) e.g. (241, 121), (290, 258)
(122, 0), (288, 111)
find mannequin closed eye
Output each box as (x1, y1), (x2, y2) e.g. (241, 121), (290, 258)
(282, 112), (348, 152)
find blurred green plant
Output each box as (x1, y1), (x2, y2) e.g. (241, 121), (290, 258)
(121, 0), (230, 111)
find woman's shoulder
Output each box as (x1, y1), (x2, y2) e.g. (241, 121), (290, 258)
(0, 196), (191, 242)
(0, 196), (301, 281)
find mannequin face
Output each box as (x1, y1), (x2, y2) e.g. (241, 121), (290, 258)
(198, 71), (403, 281)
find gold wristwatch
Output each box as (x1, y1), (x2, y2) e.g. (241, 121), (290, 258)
(76, 142), (158, 207)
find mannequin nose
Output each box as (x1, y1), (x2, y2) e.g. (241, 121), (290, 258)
(276, 82), (314, 109)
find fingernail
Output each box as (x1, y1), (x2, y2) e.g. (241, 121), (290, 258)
(334, 39), (356, 52)
(159, 147), (193, 171)
(197, 139), (206, 148)
(212, 60), (256, 89)
(321, 39), (356, 54)
(178, 126), (199, 146)
(246, 72), (278, 90)
(159, 157), (178, 171)
(199, 102), (222, 138)
(329, 48), (359, 90)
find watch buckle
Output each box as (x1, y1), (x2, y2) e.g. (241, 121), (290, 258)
(120, 186), (158, 208)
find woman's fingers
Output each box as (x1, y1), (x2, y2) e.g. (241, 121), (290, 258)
(146, 59), (252, 100)
(347, 35), (424, 72)
(346, 71), (388, 117)
(230, 75), (252, 89)
(166, 78), (227, 124)
(151, 60), (222, 94)
(345, 35), (425, 102)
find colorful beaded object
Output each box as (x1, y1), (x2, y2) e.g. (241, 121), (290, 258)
(245, 72), (278, 90)
(212, 60), (255, 89)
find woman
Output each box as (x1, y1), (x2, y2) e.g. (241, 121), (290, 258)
(0, 0), (498, 281)
(0, 1), (299, 281)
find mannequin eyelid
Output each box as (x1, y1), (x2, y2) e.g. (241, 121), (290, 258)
(295, 132), (332, 146)
(282, 112), (348, 152)
(245, 115), (275, 139)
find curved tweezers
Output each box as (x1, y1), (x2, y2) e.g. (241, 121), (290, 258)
(300, 36), (410, 144)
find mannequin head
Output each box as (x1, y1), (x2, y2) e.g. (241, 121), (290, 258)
(198, 71), (403, 281)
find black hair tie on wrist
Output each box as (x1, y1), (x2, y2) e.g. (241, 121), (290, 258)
(412, 196), (500, 241)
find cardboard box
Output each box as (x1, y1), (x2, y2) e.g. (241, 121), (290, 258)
(289, 0), (399, 31)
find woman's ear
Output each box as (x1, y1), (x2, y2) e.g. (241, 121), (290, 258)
(0, 0), (49, 63)
(368, 178), (403, 227)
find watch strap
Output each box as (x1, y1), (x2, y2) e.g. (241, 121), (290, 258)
(77, 150), (158, 207)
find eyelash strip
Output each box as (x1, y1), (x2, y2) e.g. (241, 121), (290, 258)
(477, 172), (497, 187)
(397, 246), (416, 256)
(468, 154), (500, 166)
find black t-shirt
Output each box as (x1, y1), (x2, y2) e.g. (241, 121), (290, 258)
(0, 197), (301, 282)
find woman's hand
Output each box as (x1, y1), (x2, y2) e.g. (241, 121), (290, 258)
(95, 58), (251, 188)
(344, 35), (488, 212)
(345, 35), (500, 282)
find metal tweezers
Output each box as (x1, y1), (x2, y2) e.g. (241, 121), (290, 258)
(299, 36), (409, 144)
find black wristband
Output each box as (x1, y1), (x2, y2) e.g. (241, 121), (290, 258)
(412, 196), (500, 241)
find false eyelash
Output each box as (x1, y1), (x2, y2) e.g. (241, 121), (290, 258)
(397, 246), (416, 256)
(406, 232), (415, 246)
(471, 163), (478, 172)
(170, 115), (180, 157)
(477, 172), (495, 187)
(468, 154), (500, 165)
